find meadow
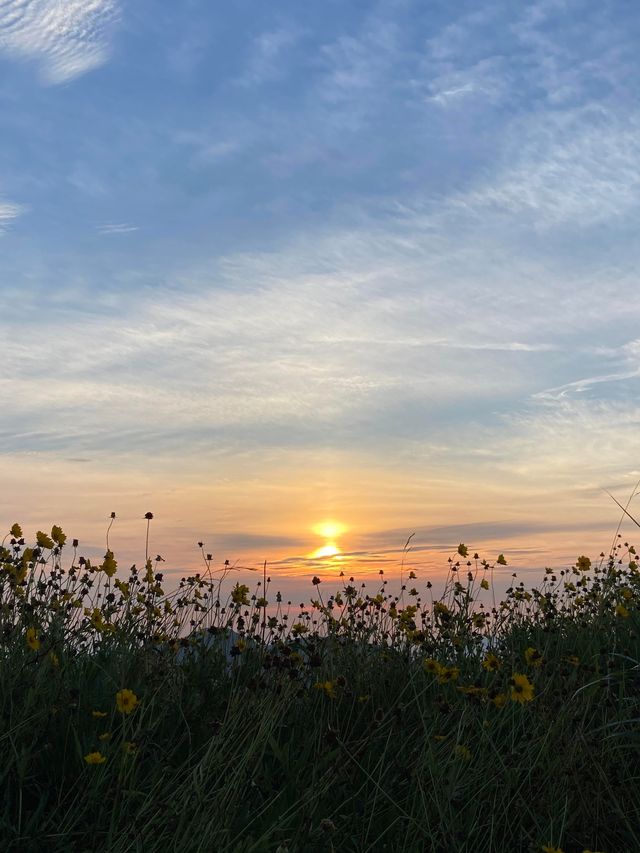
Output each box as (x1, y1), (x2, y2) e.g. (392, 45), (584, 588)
(1, 517), (639, 853)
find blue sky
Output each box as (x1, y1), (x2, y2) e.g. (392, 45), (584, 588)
(2, 0), (640, 576)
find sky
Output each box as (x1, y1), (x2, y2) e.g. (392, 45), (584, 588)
(2, 0), (640, 596)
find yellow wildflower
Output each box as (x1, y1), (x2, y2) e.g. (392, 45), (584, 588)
(36, 531), (54, 549)
(10, 523), (22, 538)
(480, 578), (489, 590)
(454, 744), (471, 761)
(98, 732), (111, 742)
(576, 556), (591, 571)
(437, 666), (459, 684)
(490, 692), (508, 709)
(524, 647), (543, 667)
(92, 710), (108, 718)
(616, 604), (630, 618)
(622, 587), (633, 600)
(510, 673), (534, 704)
(50, 525), (66, 546)
(115, 689), (139, 714)
(541, 846), (564, 853)
(482, 652), (501, 671)
(123, 741), (137, 754)
(231, 583), (250, 606)
(423, 658), (442, 676)
(314, 680), (337, 699)
(26, 627), (40, 652)
(101, 550), (117, 578)
(84, 751), (107, 765)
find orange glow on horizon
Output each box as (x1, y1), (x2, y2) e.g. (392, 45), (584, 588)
(309, 542), (341, 559)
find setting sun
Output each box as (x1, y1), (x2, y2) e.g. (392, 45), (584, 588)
(309, 543), (341, 559)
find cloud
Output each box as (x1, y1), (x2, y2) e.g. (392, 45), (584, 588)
(0, 198), (23, 231)
(238, 25), (302, 86)
(450, 107), (640, 228)
(0, 0), (118, 84)
(97, 223), (139, 235)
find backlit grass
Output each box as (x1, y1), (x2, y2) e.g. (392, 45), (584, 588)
(1, 520), (639, 852)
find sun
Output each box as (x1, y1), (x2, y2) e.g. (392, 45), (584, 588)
(308, 519), (347, 560)
(310, 543), (341, 559)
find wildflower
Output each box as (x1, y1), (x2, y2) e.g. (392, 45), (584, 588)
(101, 550), (117, 578)
(36, 531), (54, 550)
(454, 744), (471, 761)
(510, 673), (534, 704)
(84, 751), (107, 765)
(99, 732), (111, 742)
(433, 601), (450, 618)
(122, 741), (137, 754)
(10, 522), (22, 538)
(51, 525), (66, 546)
(490, 692), (508, 709)
(26, 628), (41, 652)
(234, 640), (246, 653)
(291, 622), (309, 635)
(496, 554), (507, 565)
(482, 652), (501, 672)
(92, 710), (108, 718)
(576, 556), (591, 571)
(458, 544), (468, 557)
(524, 647), (543, 667)
(480, 578), (489, 590)
(437, 666), (460, 685)
(623, 587), (633, 600)
(423, 658), (442, 675)
(541, 846), (564, 853)
(115, 689), (139, 714)
(616, 604), (630, 618)
(231, 583), (250, 606)
(314, 680), (337, 699)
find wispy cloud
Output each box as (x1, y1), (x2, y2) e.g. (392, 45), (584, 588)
(451, 107), (640, 228)
(0, 198), (23, 232)
(97, 223), (139, 235)
(238, 25), (302, 86)
(0, 0), (118, 84)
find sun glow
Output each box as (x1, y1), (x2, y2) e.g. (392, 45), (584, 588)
(313, 520), (347, 539)
(307, 519), (347, 560)
(310, 543), (341, 559)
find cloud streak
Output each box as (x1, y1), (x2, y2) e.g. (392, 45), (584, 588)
(0, 0), (118, 83)
(0, 198), (23, 231)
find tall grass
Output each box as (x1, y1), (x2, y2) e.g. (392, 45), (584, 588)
(1, 520), (639, 852)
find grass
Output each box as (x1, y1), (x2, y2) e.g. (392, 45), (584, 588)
(1, 520), (639, 852)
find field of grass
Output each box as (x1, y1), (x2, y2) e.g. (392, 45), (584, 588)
(2, 520), (639, 852)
